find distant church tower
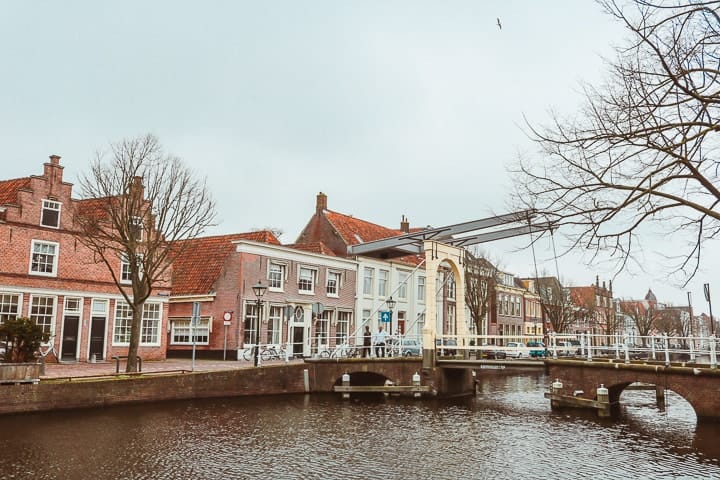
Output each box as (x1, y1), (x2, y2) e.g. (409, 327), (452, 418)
(645, 288), (657, 303)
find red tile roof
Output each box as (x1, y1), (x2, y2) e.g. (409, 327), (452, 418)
(324, 210), (403, 245)
(285, 241), (337, 256)
(0, 177), (31, 205)
(172, 231), (280, 295)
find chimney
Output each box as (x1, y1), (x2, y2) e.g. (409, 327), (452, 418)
(43, 155), (64, 193)
(596, 275), (599, 287)
(316, 192), (327, 214)
(400, 215), (410, 233)
(130, 176), (144, 201)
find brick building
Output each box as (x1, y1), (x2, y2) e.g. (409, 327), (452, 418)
(169, 234), (357, 359)
(0, 155), (170, 362)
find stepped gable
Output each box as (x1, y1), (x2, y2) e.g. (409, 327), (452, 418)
(172, 231), (280, 295)
(0, 177), (32, 205)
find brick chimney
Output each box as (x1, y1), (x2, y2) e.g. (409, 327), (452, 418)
(129, 176), (144, 201)
(43, 155), (64, 194)
(400, 215), (410, 233)
(316, 192), (327, 214)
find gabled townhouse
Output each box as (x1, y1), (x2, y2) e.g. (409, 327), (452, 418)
(0, 155), (170, 362)
(295, 193), (428, 342)
(491, 271), (526, 343)
(569, 277), (615, 339)
(519, 278), (543, 337)
(169, 233), (357, 359)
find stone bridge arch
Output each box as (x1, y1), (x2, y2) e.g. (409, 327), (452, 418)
(546, 360), (720, 422)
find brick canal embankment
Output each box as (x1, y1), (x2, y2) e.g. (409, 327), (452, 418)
(0, 359), (312, 415)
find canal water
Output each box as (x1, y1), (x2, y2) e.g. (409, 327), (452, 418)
(0, 371), (719, 479)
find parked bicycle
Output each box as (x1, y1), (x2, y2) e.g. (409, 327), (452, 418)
(242, 345), (287, 362)
(320, 343), (360, 359)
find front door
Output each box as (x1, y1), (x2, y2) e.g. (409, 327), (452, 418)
(290, 306), (310, 357)
(89, 317), (106, 360)
(61, 316), (79, 361)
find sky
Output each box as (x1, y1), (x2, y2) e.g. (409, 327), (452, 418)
(1, 1), (717, 315)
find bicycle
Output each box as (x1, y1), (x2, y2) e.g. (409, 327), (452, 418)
(260, 345), (287, 362)
(38, 335), (59, 361)
(320, 344), (360, 359)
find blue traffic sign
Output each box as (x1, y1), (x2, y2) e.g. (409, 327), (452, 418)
(380, 311), (392, 323)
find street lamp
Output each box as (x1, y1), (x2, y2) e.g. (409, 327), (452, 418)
(252, 281), (267, 367)
(386, 296), (396, 333)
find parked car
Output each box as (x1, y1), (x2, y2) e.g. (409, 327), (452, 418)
(390, 338), (421, 357)
(557, 340), (581, 356)
(527, 341), (547, 358)
(436, 338), (457, 356)
(505, 341), (526, 358)
(478, 348), (507, 359)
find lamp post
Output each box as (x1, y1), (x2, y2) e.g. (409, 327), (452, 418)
(252, 281), (267, 367)
(386, 295), (396, 333)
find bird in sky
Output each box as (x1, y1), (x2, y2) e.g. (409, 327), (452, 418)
(497, 17), (502, 30)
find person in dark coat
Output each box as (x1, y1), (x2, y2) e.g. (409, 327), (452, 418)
(362, 325), (372, 357)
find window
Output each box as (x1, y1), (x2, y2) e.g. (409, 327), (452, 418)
(336, 311), (352, 343)
(268, 262), (286, 290)
(316, 310), (331, 346)
(378, 269), (388, 297)
(363, 267), (374, 296)
(0, 293), (21, 324)
(92, 299), (108, 315)
(398, 272), (409, 299)
(362, 309), (371, 327)
(30, 240), (59, 276)
(30, 295), (55, 334)
(267, 306), (282, 344)
(298, 267), (316, 293)
(171, 317), (210, 344)
(64, 297), (81, 314)
(244, 303), (260, 344)
(417, 276), (425, 301)
(447, 273), (455, 300)
(41, 200), (61, 228)
(113, 301), (161, 345)
(121, 253), (143, 283)
(326, 271), (340, 296)
(129, 216), (143, 241)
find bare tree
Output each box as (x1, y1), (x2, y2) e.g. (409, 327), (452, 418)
(536, 277), (576, 334)
(619, 300), (662, 345)
(74, 134), (216, 372)
(512, 1), (720, 285)
(464, 250), (499, 337)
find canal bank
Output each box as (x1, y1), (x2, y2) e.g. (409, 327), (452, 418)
(0, 357), (475, 415)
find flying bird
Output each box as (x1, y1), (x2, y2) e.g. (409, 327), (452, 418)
(497, 17), (502, 30)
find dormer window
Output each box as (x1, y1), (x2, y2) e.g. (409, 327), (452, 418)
(41, 200), (61, 228)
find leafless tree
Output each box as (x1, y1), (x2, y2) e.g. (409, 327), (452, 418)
(512, 1), (720, 285)
(464, 250), (499, 337)
(619, 300), (662, 344)
(535, 277), (576, 334)
(74, 134), (216, 372)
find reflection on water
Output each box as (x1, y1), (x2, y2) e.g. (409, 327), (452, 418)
(0, 371), (718, 479)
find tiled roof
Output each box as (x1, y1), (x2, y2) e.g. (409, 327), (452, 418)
(172, 231), (280, 296)
(286, 241), (337, 256)
(569, 286), (595, 306)
(0, 177), (31, 205)
(324, 210), (403, 245)
(75, 197), (113, 220)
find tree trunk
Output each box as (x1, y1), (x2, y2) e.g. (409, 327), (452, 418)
(126, 305), (143, 373)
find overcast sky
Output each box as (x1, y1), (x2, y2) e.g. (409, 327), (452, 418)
(1, 1), (717, 315)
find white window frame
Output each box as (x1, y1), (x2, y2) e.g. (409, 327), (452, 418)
(130, 215), (143, 242)
(398, 271), (409, 299)
(30, 295), (56, 335)
(417, 276), (425, 301)
(363, 267), (374, 296)
(316, 310), (332, 347)
(40, 199), (61, 228)
(120, 253), (144, 284)
(29, 239), (59, 277)
(268, 261), (286, 291)
(0, 293), (22, 324)
(326, 270), (341, 297)
(336, 310), (352, 343)
(298, 266), (317, 294)
(170, 317), (210, 345)
(112, 301), (162, 346)
(378, 269), (388, 297)
(267, 305), (283, 344)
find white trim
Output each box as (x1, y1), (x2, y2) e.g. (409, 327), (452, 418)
(29, 239), (59, 277)
(233, 240), (358, 270)
(40, 199), (62, 229)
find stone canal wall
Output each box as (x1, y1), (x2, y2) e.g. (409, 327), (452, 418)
(0, 359), (468, 415)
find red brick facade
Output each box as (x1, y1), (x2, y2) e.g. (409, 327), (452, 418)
(0, 156), (169, 362)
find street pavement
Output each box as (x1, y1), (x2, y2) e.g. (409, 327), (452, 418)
(41, 357), (303, 379)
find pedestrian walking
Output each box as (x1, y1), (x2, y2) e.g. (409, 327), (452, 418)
(374, 325), (387, 358)
(362, 325), (372, 357)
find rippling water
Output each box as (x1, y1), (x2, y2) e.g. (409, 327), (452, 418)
(0, 371), (718, 479)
